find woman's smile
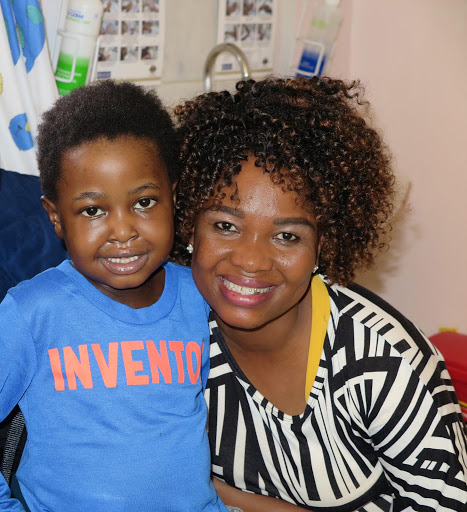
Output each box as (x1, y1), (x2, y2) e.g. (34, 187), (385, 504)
(220, 276), (274, 296)
(219, 275), (276, 307)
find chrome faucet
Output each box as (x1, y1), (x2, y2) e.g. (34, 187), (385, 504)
(203, 43), (251, 93)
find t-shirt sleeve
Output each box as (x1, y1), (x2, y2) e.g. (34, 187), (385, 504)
(0, 294), (36, 510)
(0, 293), (37, 422)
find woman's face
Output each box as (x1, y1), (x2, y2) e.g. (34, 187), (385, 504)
(191, 158), (322, 332)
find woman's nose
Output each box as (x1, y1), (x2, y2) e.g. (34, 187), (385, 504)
(107, 211), (138, 243)
(229, 235), (273, 273)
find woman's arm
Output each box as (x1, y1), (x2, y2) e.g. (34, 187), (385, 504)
(213, 478), (310, 512)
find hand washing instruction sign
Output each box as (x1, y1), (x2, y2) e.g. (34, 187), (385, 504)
(216, 0), (276, 75)
(96, 0), (165, 81)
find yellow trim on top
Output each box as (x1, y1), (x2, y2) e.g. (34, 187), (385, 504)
(305, 275), (331, 401)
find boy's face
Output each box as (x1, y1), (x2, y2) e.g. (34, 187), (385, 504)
(42, 135), (175, 308)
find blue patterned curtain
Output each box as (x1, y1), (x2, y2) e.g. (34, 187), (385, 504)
(0, 0), (58, 175)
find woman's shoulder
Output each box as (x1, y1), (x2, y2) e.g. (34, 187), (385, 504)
(326, 282), (453, 411)
(328, 281), (437, 361)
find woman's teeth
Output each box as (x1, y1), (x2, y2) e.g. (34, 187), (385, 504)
(222, 278), (272, 295)
(107, 255), (139, 264)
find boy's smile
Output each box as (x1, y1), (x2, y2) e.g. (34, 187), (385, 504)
(42, 135), (175, 308)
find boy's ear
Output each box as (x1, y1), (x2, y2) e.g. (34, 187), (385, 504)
(41, 196), (64, 240)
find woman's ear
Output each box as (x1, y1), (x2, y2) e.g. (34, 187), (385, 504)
(171, 181), (177, 207)
(186, 231), (195, 255)
(41, 196), (64, 240)
(316, 234), (324, 266)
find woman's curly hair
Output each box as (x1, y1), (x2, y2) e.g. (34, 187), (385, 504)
(172, 76), (395, 286)
(37, 80), (179, 202)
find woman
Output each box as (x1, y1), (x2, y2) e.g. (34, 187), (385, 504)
(172, 77), (467, 511)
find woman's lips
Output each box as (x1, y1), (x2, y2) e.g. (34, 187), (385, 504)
(218, 276), (276, 307)
(101, 254), (147, 275)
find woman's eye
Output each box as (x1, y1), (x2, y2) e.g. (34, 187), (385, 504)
(275, 232), (299, 242)
(135, 198), (157, 209)
(214, 221), (237, 232)
(81, 206), (104, 217)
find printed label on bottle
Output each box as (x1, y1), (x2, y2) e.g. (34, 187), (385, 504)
(55, 53), (90, 95)
(297, 45), (326, 77)
(66, 12), (92, 25)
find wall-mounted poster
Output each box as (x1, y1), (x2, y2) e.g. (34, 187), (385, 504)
(96, 0), (165, 81)
(216, 0), (276, 75)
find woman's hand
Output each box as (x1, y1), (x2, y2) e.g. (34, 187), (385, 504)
(213, 478), (308, 512)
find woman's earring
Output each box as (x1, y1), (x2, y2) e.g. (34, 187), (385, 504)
(313, 265), (319, 274)
(186, 243), (194, 254)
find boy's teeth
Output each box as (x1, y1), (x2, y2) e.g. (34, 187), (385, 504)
(222, 278), (271, 295)
(107, 255), (139, 264)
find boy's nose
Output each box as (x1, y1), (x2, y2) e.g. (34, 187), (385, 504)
(229, 236), (273, 273)
(108, 212), (138, 243)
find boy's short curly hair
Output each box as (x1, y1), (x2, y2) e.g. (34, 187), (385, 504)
(172, 76), (395, 286)
(37, 80), (179, 202)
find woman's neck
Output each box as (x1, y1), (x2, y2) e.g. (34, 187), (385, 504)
(214, 286), (313, 416)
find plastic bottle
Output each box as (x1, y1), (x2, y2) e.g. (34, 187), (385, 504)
(296, 0), (342, 78)
(55, 0), (104, 95)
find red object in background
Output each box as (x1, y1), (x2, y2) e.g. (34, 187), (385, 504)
(430, 332), (467, 422)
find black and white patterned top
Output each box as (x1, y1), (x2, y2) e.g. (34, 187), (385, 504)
(205, 281), (467, 511)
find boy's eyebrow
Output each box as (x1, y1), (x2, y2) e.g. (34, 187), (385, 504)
(209, 206), (316, 231)
(73, 191), (107, 202)
(72, 182), (161, 202)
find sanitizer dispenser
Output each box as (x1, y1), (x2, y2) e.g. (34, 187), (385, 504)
(55, 0), (104, 95)
(296, 0), (342, 78)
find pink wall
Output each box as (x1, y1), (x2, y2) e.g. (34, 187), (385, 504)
(330, 0), (467, 336)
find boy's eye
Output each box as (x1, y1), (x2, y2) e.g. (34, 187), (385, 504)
(81, 206), (104, 217)
(275, 232), (299, 242)
(214, 221), (237, 232)
(135, 198), (157, 209)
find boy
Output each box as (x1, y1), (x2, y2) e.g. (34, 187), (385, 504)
(0, 81), (227, 512)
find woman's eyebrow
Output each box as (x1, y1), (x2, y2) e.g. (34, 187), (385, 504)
(208, 205), (244, 218)
(274, 217), (317, 231)
(208, 206), (316, 231)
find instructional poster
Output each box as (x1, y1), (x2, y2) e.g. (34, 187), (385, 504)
(216, 0), (276, 75)
(96, 0), (165, 81)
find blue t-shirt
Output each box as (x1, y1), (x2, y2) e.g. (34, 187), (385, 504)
(0, 260), (227, 512)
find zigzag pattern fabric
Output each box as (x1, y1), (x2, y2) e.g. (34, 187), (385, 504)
(205, 282), (467, 511)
